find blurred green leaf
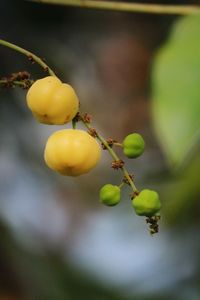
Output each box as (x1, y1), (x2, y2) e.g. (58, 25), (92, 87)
(162, 153), (200, 224)
(152, 14), (200, 168)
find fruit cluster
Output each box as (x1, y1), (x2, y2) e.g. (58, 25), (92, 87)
(26, 75), (161, 233)
(26, 76), (101, 176)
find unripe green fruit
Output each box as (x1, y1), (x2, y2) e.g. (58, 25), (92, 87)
(132, 189), (161, 217)
(123, 133), (145, 158)
(99, 184), (121, 206)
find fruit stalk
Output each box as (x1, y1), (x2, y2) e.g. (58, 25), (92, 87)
(80, 115), (139, 194)
(0, 39), (56, 77)
(0, 79), (34, 89)
(0, 79), (26, 87)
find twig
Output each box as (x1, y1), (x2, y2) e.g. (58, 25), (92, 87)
(80, 114), (139, 193)
(28, 0), (200, 15)
(0, 39), (56, 76)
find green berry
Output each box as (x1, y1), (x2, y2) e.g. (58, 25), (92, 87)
(99, 184), (121, 206)
(132, 189), (161, 217)
(123, 133), (145, 158)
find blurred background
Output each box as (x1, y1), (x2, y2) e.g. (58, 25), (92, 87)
(1, 0), (200, 299)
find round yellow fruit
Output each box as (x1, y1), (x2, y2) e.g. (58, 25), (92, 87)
(26, 76), (79, 125)
(44, 129), (101, 176)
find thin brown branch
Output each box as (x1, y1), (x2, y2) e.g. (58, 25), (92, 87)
(28, 0), (200, 15)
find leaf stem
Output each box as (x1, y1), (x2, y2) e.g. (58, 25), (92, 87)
(80, 116), (139, 193)
(0, 39), (56, 76)
(29, 0), (200, 15)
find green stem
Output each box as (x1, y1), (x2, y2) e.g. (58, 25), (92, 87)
(114, 142), (123, 148)
(0, 39), (56, 76)
(29, 0), (200, 15)
(72, 118), (77, 129)
(80, 116), (139, 193)
(118, 182), (125, 189)
(0, 79), (23, 86)
(0, 79), (34, 87)
(97, 133), (119, 161)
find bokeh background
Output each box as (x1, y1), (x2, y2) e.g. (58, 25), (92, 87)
(1, 1), (200, 299)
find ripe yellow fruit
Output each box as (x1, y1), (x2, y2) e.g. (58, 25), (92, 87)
(44, 129), (101, 176)
(26, 76), (79, 125)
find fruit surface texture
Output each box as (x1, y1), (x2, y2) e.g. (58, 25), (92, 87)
(123, 133), (145, 158)
(99, 184), (121, 206)
(26, 76), (79, 124)
(132, 189), (161, 217)
(44, 129), (101, 176)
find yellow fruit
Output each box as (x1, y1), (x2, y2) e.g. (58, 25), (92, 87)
(44, 129), (101, 176)
(26, 76), (79, 124)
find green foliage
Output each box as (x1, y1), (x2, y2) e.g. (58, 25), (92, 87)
(162, 152), (200, 224)
(152, 14), (200, 167)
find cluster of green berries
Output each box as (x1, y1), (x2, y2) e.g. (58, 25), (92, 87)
(99, 134), (161, 219)
(100, 185), (161, 218)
